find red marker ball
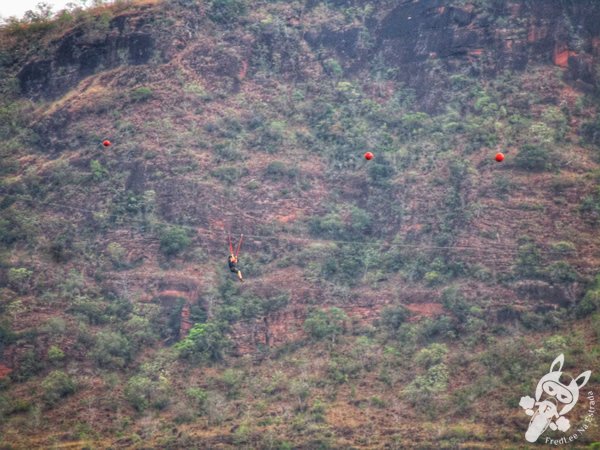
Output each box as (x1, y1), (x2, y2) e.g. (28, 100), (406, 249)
(103, 140), (111, 147)
(364, 152), (374, 161)
(495, 152), (504, 162)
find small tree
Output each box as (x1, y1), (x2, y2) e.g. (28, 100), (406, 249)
(414, 343), (448, 369)
(107, 242), (126, 267)
(130, 87), (153, 102)
(125, 374), (171, 412)
(546, 261), (578, 283)
(7, 267), (33, 293)
(303, 307), (347, 343)
(176, 321), (229, 362)
(91, 331), (132, 368)
(159, 226), (190, 256)
(47, 345), (65, 365)
(380, 305), (410, 335)
(41, 370), (75, 406)
(515, 242), (542, 278)
(574, 274), (600, 318)
(90, 160), (108, 181)
(187, 387), (209, 413)
(515, 144), (551, 171)
(207, 0), (246, 23)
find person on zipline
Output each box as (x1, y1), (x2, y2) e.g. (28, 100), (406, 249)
(227, 234), (244, 282)
(228, 253), (243, 282)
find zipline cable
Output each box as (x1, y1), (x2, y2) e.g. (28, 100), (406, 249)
(0, 190), (590, 259)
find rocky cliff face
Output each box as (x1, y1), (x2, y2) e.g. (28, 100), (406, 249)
(13, 1), (600, 108)
(308, 0), (600, 108)
(17, 6), (161, 100)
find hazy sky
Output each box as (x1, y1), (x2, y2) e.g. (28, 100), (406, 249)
(1, 0), (86, 21)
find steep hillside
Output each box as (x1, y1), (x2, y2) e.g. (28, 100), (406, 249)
(0, 0), (599, 448)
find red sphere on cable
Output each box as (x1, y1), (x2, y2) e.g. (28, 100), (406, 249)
(364, 151), (374, 161)
(102, 140), (111, 147)
(495, 152), (504, 162)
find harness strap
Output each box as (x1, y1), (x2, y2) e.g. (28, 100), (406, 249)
(235, 234), (244, 258)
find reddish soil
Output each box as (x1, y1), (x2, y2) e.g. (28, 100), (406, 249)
(157, 290), (189, 300)
(0, 364), (12, 379)
(554, 46), (576, 68)
(406, 302), (444, 319)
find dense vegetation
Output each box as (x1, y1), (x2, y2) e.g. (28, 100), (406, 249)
(0, 0), (599, 448)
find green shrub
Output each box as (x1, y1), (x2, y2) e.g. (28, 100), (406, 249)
(308, 212), (345, 238)
(370, 396), (386, 408)
(541, 106), (568, 141)
(442, 287), (470, 323)
(515, 144), (551, 171)
(67, 296), (107, 325)
(123, 316), (156, 350)
(579, 191), (600, 224)
(159, 226), (190, 256)
(176, 321), (229, 362)
(331, 245), (367, 285)
(368, 161), (395, 185)
(11, 349), (42, 382)
(0, 213), (32, 245)
(380, 305), (410, 334)
(220, 369), (244, 399)
(545, 261), (578, 283)
(303, 307), (347, 342)
(420, 315), (456, 341)
(515, 242), (542, 278)
(214, 142), (240, 161)
(520, 310), (563, 331)
(41, 370), (75, 406)
(210, 166), (240, 183)
(492, 175), (512, 198)
(187, 387), (209, 413)
(105, 295), (132, 319)
(130, 87), (153, 102)
(479, 338), (537, 383)
(1, 396), (32, 416)
(0, 322), (15, 354)
(47, 345), (65, 364)
(400, 111), (432, 138)
(91, 331), (132, 368)
(581, 114), (600, 150)
(550, 241), (576, 255)
(323, 58), (343, 77)
(207, 0), (246, 23)
(403, 363), (449, 409)
(60, 269), (86, 300)
(125, 375), (171, 412)
(7, 267), (32, 293)
(350, 336), (379, 370)
(424, 270), (443, 286)
(41, 317), (66, 336)
(348, 206), (372, 236)
(49, 231), (74, 262)
(529, 122), (556, 145)
(264, 161), (297, 181)
(574, 275), (600, 318)
(289, 380), (311, 410)
(246, 180), (260, 190)
(414, 343), (448, 369)
(107, 242), (127, 268)
(316, 243), (368, 286)
(111, 191), (144, 220)
(90, 159), (108, 181)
